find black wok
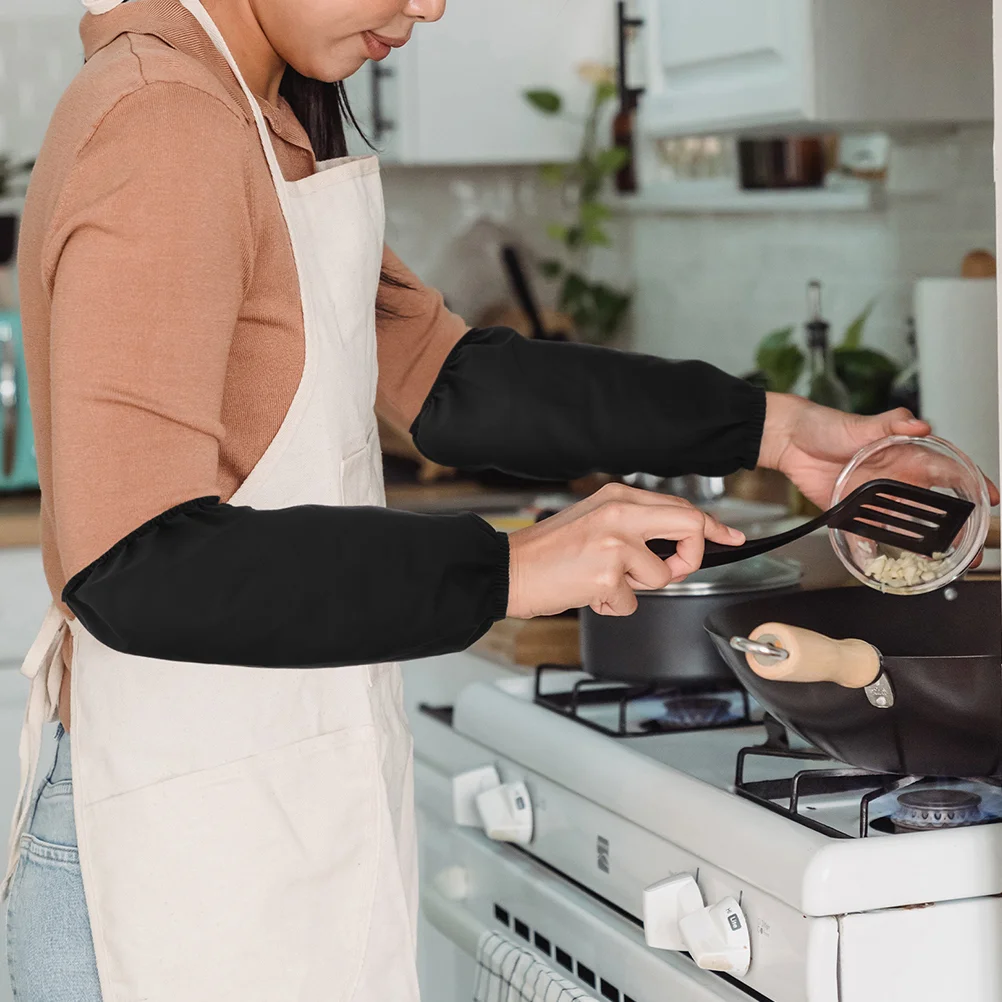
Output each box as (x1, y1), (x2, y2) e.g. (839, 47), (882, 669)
(705, 581), (1002, 778)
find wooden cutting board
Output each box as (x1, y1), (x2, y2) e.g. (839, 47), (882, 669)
(472, 614), (580, 668)
(0, 494), (40, 547)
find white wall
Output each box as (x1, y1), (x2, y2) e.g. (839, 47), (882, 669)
(628, 127), (996, 375)
(0, 5), (82, 158)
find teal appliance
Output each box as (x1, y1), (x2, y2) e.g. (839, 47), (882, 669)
(0, 311), (38, 492)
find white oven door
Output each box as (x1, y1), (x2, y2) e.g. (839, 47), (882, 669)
(418, 805), (753, 1002)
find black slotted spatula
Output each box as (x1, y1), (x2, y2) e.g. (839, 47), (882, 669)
(647, 478), (976, 568)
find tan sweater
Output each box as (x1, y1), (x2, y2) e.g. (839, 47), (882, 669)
(18, 0), (467, 621)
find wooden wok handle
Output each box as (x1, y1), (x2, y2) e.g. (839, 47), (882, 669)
(745, 622), (881, 689)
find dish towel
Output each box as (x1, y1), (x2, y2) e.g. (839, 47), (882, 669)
(474, 931), (597, 1002)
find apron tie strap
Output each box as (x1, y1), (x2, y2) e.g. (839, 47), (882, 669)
(2, 603), (68, 898)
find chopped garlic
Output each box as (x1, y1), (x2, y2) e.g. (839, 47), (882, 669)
(862, 550), (948, 591)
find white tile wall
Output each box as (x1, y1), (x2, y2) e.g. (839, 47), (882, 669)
(381, 164), (632, 326)
(627, 127), (996, 375)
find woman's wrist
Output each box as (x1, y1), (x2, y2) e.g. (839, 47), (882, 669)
(758, 392), (806, 472)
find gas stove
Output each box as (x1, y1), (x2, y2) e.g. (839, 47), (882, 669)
(410, 656), (1002, 1002)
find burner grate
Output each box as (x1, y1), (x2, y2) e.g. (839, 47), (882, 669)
(734, 719), (1002, 838)
(532, 665), (752, 738)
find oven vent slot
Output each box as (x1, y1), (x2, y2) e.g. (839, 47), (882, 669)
(492, 902), (638, 1002)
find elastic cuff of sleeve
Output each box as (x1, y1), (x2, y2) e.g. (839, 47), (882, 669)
(489, 529), (511, 622)
(737, 385), (768, 470)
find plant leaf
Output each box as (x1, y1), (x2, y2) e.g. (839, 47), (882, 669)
(834, 347), (900, 414)
(595, 80), (618, 106)
(754, 326), (795, 370)
(546, 222), (570, 244)
(754, 326), (803, 393)
(559, 272), (590, 312)
(580, 222), (612, 247)
(538, 258), (564, 279)
(595, 147), (631, 175)
(579, 201), (612, 226)
(840, 299), (876, 350)
(539, 163), (566, 185)
(525, 89), (562, 115)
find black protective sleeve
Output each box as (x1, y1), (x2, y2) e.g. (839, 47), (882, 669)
(410, 327), (767, 480)
(62, 497), (510, 668)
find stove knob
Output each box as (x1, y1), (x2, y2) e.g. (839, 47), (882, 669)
(643, 874), (704, 951)
(475, 781), (534, 845)
(680, 897), (751, 977)
(452, 765), (502, 827)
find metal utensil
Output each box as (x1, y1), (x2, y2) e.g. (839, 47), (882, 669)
(500, 245), (560, 341)
(649, 478), (976, 567)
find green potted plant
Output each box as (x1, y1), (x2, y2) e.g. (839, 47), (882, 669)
(524, 64), (632, 345)
(746, 301), (900, 415)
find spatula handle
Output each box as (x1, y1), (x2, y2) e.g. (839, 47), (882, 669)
(743, 623), (881, 689)
(647, 510), (830, 566)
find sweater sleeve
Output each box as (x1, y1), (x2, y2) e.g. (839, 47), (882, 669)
(374, 246), (469, 432)
(410, 326), (767, 481)
(47, 82), (508, 668)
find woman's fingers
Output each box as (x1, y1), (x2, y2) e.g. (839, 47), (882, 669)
(600, 502), (743, 582)
(591, 580), (639, 617)
(506, 487), (746, 620)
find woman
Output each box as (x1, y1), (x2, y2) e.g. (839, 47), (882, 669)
(6, 0), (932, 999)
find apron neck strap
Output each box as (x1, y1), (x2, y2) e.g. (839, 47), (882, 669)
(177, 0), (288, 191)
(82, 0), (128, 13)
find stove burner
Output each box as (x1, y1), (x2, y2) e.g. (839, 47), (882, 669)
(891, 788), (984, 832)
(645, 695), (741, 731)
(532, 665), (751, 738)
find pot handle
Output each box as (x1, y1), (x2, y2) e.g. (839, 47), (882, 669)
(732, 623), (882, 690)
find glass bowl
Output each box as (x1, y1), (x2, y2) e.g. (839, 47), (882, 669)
(829, 435), (991, 595)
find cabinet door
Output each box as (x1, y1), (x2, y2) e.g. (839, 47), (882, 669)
(401, 0), (614, 165)
(638, 0), (811, 135)
(340, 51), (407, 164)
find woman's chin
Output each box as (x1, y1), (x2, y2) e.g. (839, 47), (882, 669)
(286, 48), (368, 84)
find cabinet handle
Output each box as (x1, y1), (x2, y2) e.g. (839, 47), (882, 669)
(617, 0), (645, 111)
(371, 64), (395, 144)
(614, 2), (646, 194)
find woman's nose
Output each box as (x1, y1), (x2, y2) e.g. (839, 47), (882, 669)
(404, 0), (446, 23)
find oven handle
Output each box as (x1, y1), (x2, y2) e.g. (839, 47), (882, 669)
(421, 871), (489, 959)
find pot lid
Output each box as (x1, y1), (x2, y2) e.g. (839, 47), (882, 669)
(648, 556), (802, 597)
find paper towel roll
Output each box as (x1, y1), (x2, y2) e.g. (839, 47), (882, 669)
(915, 277), (999, 486)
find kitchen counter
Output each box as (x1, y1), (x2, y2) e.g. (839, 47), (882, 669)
(0, 494), (40, 549)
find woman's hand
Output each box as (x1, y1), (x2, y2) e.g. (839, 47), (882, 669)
(759, 394), (935, 507)
(760, 393), (1001, 507)
(506, 483), (745, 619)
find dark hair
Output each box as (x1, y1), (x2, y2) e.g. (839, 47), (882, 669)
(279, 69), (412, 318)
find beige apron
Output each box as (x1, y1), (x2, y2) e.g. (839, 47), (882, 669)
(3, 3), (420, 999)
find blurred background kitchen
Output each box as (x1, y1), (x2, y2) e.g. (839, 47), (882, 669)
(0, 0), (997, 716)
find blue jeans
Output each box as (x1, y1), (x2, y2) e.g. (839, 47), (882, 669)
(5, 725), (102, 1001)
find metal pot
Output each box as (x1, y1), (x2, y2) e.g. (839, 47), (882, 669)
(580, 556), (801, 683)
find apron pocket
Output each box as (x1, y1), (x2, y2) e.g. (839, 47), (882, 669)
(79, 727), (380, 1002)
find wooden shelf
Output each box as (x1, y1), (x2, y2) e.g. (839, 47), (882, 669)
(613, 176), (877, 215)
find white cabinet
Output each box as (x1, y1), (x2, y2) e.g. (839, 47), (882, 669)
(343, 0), (615, 165)
(637, 0), (993, 136)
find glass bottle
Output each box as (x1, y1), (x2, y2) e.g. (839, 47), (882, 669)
(789, 281), (850, 516)
(798, 280), (851, 410)
(889, 316), (921, 417)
